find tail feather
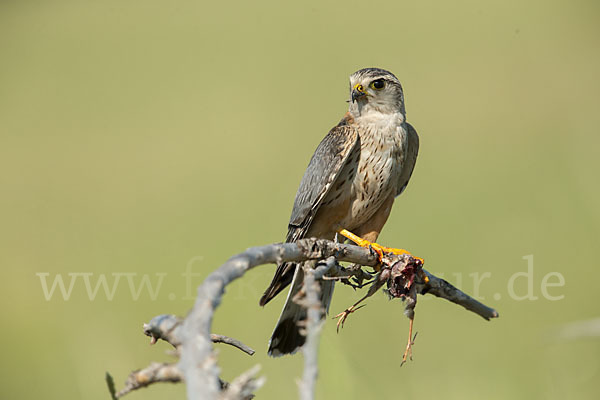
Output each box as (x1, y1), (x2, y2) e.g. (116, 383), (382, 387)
(259, 261), (296, 306)
(267, 262), (334, 357)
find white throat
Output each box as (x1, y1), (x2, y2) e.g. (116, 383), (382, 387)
(354, 109), (405, 131)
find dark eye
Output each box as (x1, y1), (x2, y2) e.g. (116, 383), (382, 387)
(370, 79), (385, 90)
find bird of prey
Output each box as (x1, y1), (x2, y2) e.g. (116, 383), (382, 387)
(260, 67), (419, 357)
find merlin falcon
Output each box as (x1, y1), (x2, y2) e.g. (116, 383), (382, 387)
(260, 67), (419, 356)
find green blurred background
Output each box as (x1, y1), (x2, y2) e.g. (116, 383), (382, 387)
(2, 0), (599, 398)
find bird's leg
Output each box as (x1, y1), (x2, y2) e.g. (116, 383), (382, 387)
(334, 271), (387, 331)
(334, 296), (368, 332)
(401, 317), (417, 366)
(338, 228), (422, 263)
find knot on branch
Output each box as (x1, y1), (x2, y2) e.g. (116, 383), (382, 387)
(144, 314), (182, 347)
(295, 238), (334, 260)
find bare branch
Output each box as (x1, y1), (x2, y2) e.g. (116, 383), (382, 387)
(297, 257), (336, 400)
(221, 365), (265, 400)
(143, 314), (255, 355)
(116, 362), (182, 398)
(143, 314), (182, 347)
(210, 334), (256, 356)
(177, 239), (382, 399)
(419, 270), (500, 320)
(124, 238), (498, 400)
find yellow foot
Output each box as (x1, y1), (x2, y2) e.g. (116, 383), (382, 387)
(334, 304), (366, 332)
(338, 229), (422, 263)
(401, 318), (417, 366)
(419, 270), (430, 284)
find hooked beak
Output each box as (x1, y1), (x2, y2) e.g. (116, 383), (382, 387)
(351, 83), (367, 103)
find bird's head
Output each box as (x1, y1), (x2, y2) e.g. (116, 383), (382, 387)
(348, 68), (405, 117)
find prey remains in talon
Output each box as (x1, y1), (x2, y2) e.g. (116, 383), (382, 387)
(333, 228), (426, 365)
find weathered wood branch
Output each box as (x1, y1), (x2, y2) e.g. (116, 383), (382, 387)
(298, 257), (337, 400)
(420, 270), (499, 320)
(143, 314), (256, 355)
(109, 316), (256, 398)
(111, 238), (499, 400)
(178, 239), (383, 400)
(115, 362), (182, 398)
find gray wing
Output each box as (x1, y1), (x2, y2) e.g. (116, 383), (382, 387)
(396, 122), (419, 196)
(286, 119), (359, 242)
(259, 116), (359, 306)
